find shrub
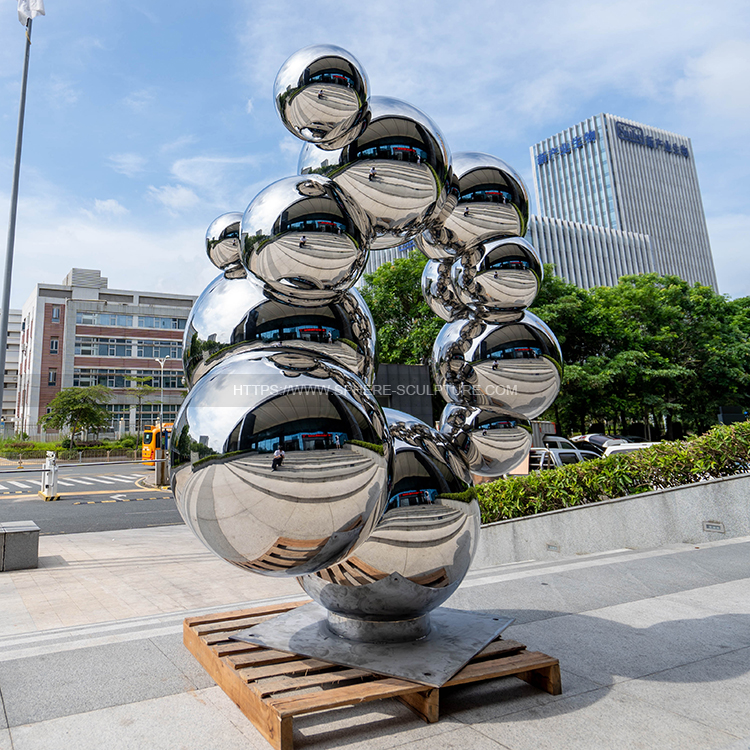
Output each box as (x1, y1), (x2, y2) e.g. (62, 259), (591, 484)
(476, 421), (750, 524)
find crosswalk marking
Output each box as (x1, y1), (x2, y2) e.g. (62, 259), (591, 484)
(63, 478), (94, 485)
(56, 480), (75, 486)
(86, 477), (117, 485)
(8, 481), (30, 488)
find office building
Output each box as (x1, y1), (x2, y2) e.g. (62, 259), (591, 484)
(531, 114), (717, 289)
(17, 269), (196, 436)
(2, 310), (22, 434)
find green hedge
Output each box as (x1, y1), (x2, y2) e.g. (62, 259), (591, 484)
(477, 421), (750, 524)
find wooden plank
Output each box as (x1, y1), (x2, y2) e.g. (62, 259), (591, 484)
(396, 689), (439, 723)
(184, 601), (305, 628)
(254, 667), (373, 697)
(212, 642), (264, 658)
(446, 650), (559, 687)
(474, 639), (526, 660)
(193, 615), (279, 636)
(267, 677), (429, 718)
(516, 661), (562, 696)
(226, 648), (300, 670)
(239, 656), (338, 682)
(184, 620), (293, 750)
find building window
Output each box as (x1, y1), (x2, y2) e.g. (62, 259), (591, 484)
(138, 316), (186, 330)
(50, 338), (59, 354)
(48, 369), (57, 386)
(51, 306), (60, 322)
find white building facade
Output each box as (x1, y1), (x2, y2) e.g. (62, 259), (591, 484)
(530, 114), (718, 290)
(17, 269), (195, 437)
(2, 310), (22, 434)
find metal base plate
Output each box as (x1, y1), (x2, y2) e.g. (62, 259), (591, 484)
(230, 602), (514, 687)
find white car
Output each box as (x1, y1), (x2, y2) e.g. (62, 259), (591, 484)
(602, 442), (658, 457)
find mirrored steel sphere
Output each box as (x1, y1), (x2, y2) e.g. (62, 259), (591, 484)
(421, 258), (469, 322)
(206, 212), (245, 278)
(298, 408), (479, 641)
(298, 96), (453, 251)
(170, 350), (392, 577)
(451, 237), (543, 322)
(423, 152), (529, 255)
(440, 404), (531, 477)
(240, 174), (371, 304)
(274, 45), (370, 150)
(432, 312), (563, 420)
(183, 272), (377, 389)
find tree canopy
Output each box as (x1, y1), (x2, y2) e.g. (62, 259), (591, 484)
(361, 254), (750, 438)
(39, 386), (113, 446)
(359, 250), (442, 365)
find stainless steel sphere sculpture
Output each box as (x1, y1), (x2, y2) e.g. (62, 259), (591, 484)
(170, 44), (562, 648)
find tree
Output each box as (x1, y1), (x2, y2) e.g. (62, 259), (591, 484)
(39, 386), (113, 447)
(360, 250), (443, 364)
(125, 375), (160, 438)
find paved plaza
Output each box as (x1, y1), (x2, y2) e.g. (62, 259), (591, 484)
(1, 525), (749, 749)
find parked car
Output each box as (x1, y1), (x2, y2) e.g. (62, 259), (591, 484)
(571, 434), (627, 450)
(529, 446), (601, 471)
(602, 442), (657, 457)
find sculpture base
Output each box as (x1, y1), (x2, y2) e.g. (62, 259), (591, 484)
(231, 601), (514, 687)
(326, 610), (432, 643)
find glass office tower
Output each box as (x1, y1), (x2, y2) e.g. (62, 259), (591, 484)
(530, 114), (717, 290)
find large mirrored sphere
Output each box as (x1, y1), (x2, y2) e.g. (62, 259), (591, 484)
(298, 96), (453, 251)
(432, 312), (563, 419)
(298, 408), (479, 634)
(170, 351), (393, 577)
(240, 174), (371, 305)
(274, 45), (370, 150)
(451, 237), (543, 322)
(206, 212), (244, 278)
(440, 404), (531, 477)
(421, 258), (469, 322)
(420, 152), (529, 256)
(183, 272), (376, 388)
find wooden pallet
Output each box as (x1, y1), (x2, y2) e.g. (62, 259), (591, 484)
(184, 601), (561, 750)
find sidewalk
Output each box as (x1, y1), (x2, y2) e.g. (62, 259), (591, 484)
(1, 526), (749, 750)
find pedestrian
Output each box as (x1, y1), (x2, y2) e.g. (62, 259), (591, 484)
(299, 235), (307, 247)
(463, 206), (470, 217)
(272, 446), (284, 471)
(318, 89), (324, 99)
(334, 434), (341, 449)
(369, 166), (376, 181)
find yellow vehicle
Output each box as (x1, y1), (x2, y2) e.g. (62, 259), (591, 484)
(142, 423), (173, 465)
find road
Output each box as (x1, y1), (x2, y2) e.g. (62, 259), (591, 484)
(0, 462), (182, 535)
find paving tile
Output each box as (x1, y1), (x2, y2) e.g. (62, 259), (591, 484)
(615, 646), (750, 737)
(148, 633), (215, 690)
(389, 724), (509, 750)
(506, 595), (750, 686)
(8, 689), (269, 750)
(0, 728), (10, 750)
(474, 686), (739, 750)
(0, 638), (197, 726)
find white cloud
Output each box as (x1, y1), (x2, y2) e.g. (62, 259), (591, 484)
(160, 135), (198, 153)
(93, 198), (128, 216)
(123, 88), (155, 111)
(108, 153), (147, 178)
(47, 76), (80, 107)
(147, 184), (201, 214)
(246, 98), (254, 115)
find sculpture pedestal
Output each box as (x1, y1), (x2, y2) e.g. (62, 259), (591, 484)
(183, 600), (562, 750)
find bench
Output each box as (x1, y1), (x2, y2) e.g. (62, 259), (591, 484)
(0, 521), (40, 571)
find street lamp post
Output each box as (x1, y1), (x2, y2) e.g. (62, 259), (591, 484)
(154, 355), (170, 428)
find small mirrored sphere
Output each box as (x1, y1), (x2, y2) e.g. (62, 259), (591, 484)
(422, 152), (529, 256)
(206, 212), (244, 277)
(170, 350), (393, 577)
(421, 259), (469, 322)
(240, 174), (371, 305)
(298, 96), (453, 251)
(414, 230), (455, 260)
(274, 45), (370, 150)
(451, 236), (543, 321)
(440, 404), (531, 477)
(432, 312), (563, 420)
(183, 272), (377, 389)
(298, 408), (478, 632)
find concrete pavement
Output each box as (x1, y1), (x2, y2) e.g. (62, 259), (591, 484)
(1, 525), (749, 749)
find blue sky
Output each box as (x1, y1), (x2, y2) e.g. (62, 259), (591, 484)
(1, 0), (748, 306)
